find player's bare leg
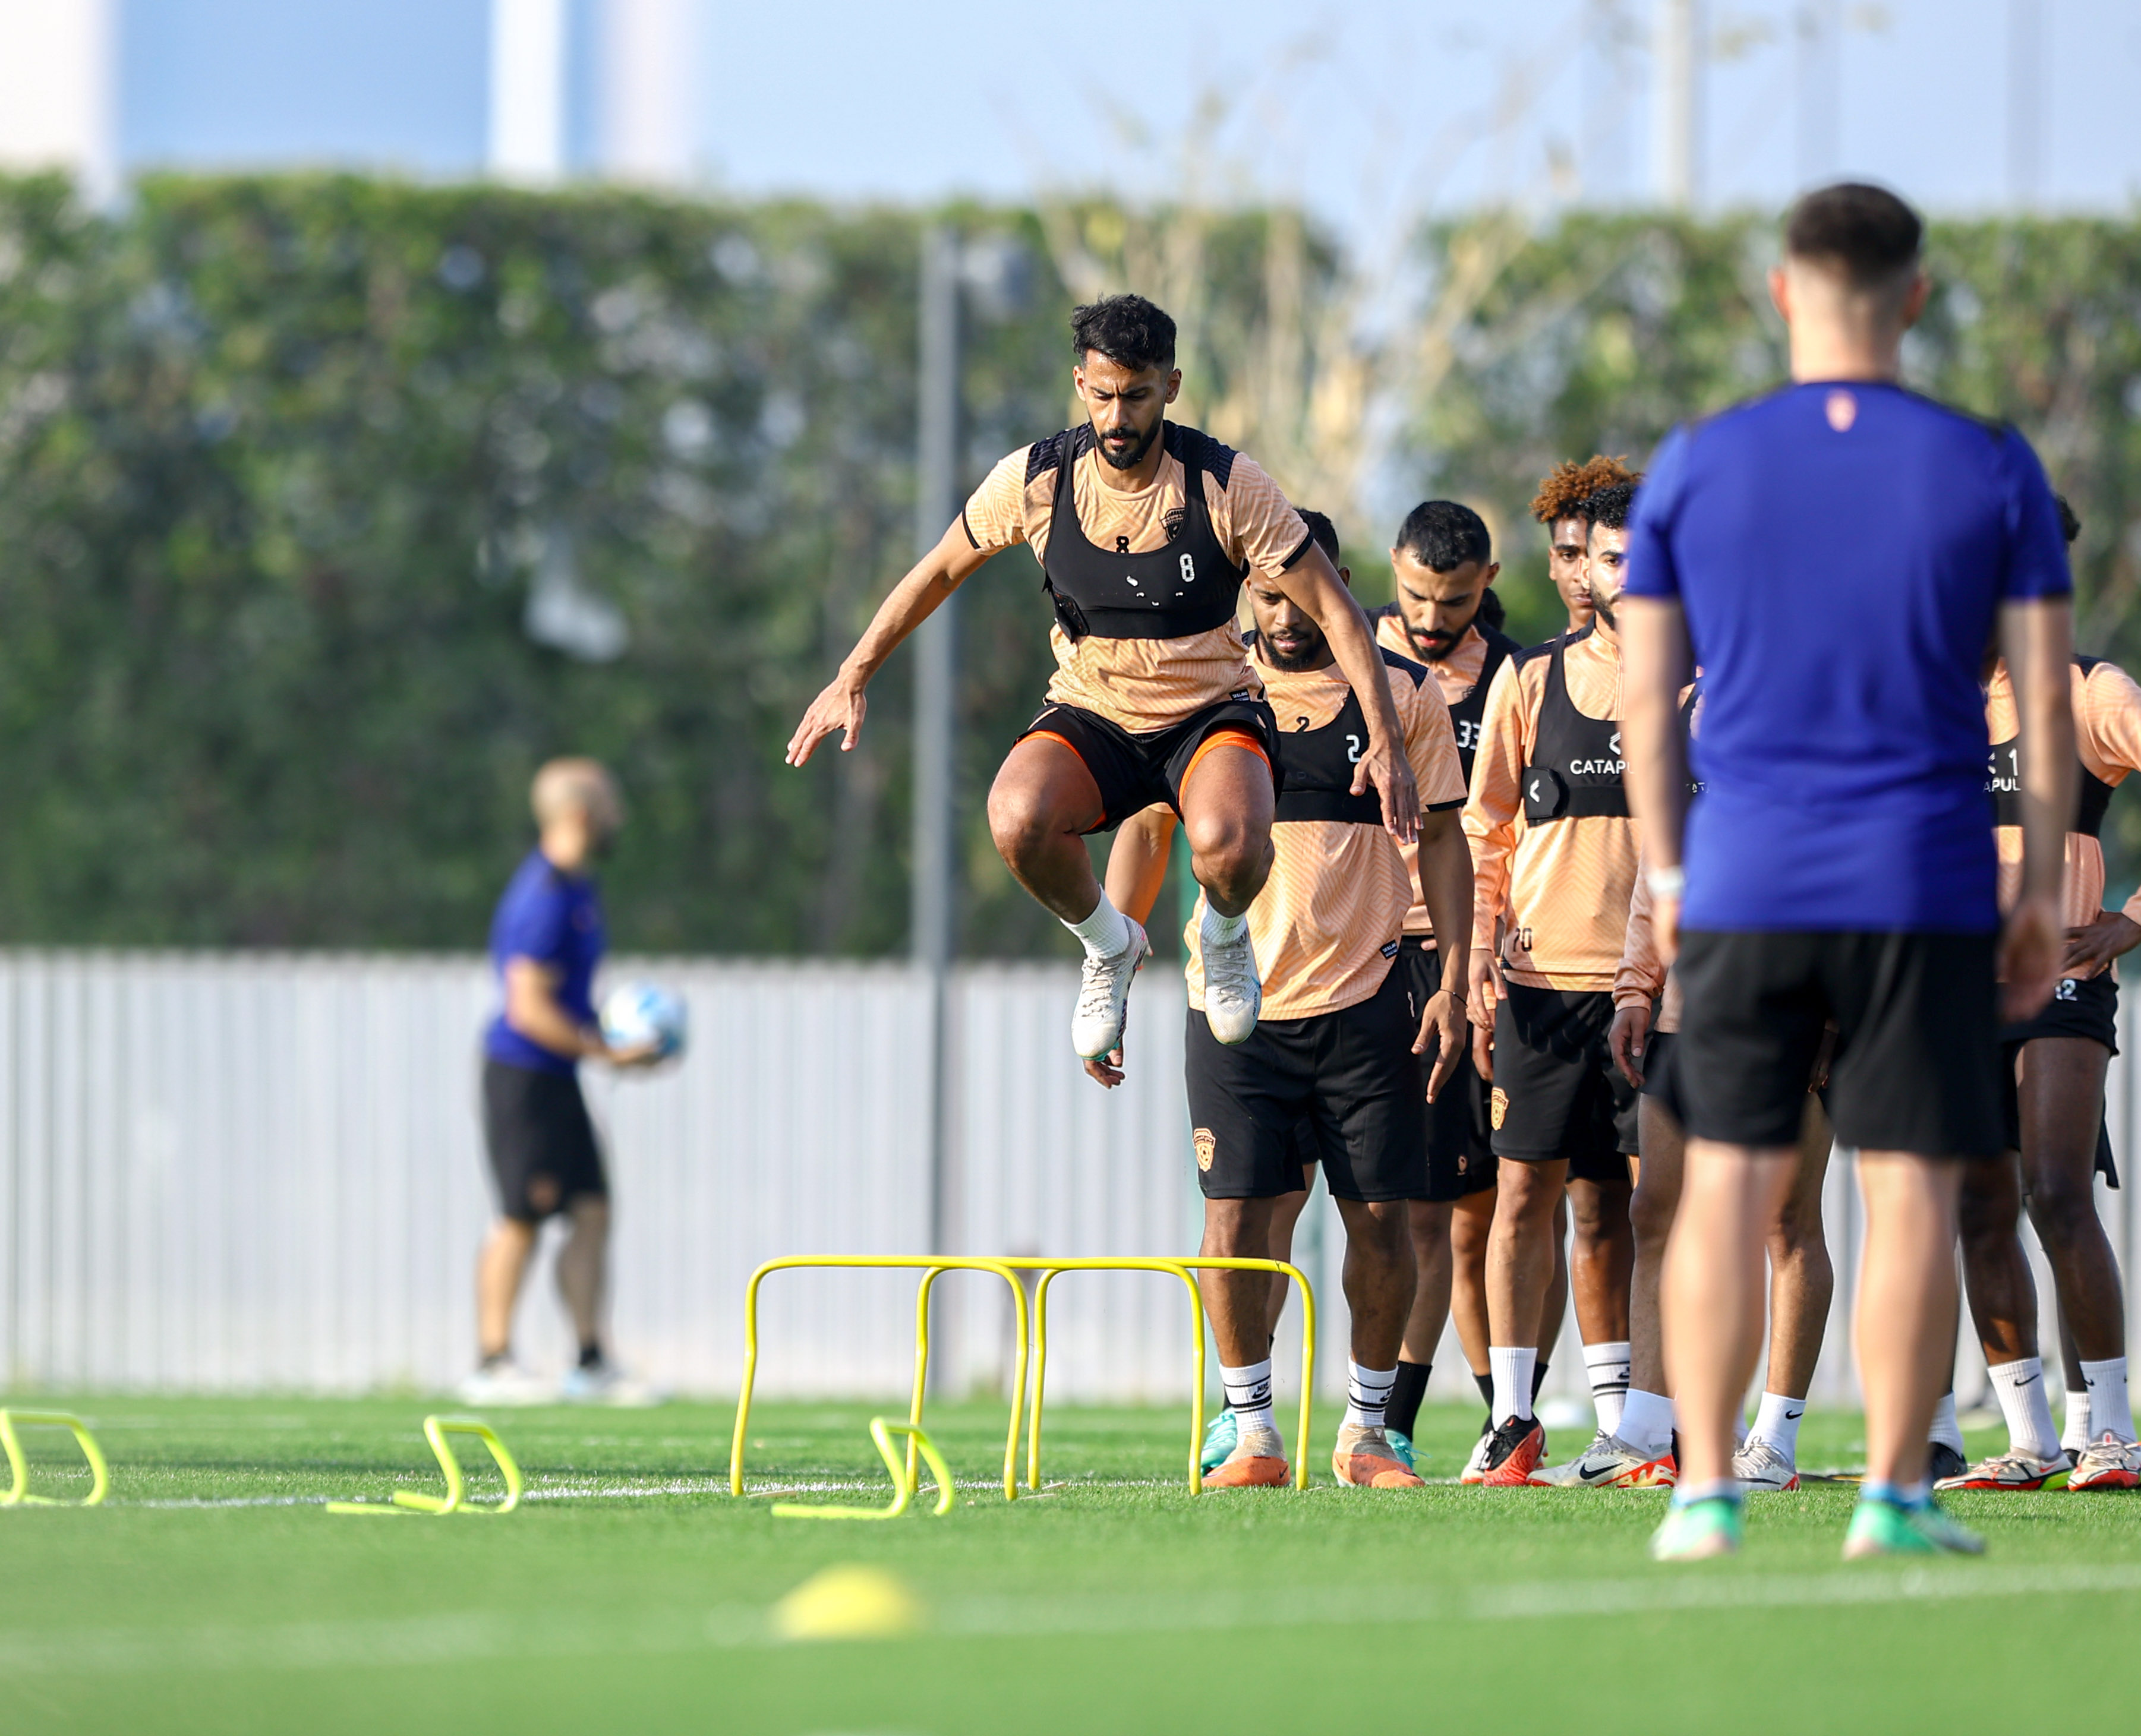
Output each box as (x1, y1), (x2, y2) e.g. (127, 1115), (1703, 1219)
(1568, 1170), (1635, 1436)
(1199, 1197), (1291, 1485)
(1330, 1197), (1427, 1487)
(477, 1217), (540, 1363)
(1402, 1200), (1454, 1365)
(1177, 739), (1277, 1043)
(1733, 1100), (1835, 1489)
(1197, 1178), (1311, 1477)
(1480, 1156), (1568, 1484)
(1625, 1095), (1683, 1463)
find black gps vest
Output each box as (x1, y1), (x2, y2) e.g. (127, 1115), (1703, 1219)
(1036, 423), (1249, 642)
(1448, 623), (1520, 784)
(1520, 629), (1629, 824)
(1988, 655), (2116, 838)
(1260, 644), (1426, 829)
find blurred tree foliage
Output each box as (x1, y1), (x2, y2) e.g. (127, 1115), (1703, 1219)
(2, 180), (2138, 949)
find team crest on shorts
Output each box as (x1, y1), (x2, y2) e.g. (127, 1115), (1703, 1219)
(1490, 1088), (1508, 1131)
(1193, 1128), (1217, 1172)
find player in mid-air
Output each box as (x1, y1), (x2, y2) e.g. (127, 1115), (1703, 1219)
(1088, 510), (1474, 1489)
(1943, 496), (2141, 1493)
(464, 759), (660, 1406)
(1464, 480), (1644, 1486)
(1623, 181), (2075, 1560)
(787, 294), (1417, 1061)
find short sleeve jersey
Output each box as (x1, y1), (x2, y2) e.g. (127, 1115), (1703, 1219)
(1625, 383), (2071, 933)
(1183, 646), (1467, 1021)
(484, 849), (605, 1075)
(963, 426), (1312, 734)
(1373, 611), (1496, 938)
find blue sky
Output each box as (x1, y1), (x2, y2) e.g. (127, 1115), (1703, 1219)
(116, 0), (2141, 234)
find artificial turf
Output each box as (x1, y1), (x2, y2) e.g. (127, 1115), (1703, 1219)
(1, 1394), (2135, 1733)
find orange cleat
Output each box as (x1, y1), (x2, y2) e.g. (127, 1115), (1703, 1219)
(1480, 1415), (1546, 1486)
(1202, 1450), (1291, 1489)
(1330, 1423), (1426, 1488)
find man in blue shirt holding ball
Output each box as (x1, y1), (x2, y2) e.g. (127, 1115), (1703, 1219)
(463, 757), (660, 1405)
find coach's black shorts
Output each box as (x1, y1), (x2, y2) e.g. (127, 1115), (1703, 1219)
(1637, 1027), (1679, 1107)
(1998, 970), (2120, 1185)
(1488, 984), (1637, 1181)
(483, 1058), (607, 1222)
(1394, 939), (1497, 1200)
(1185, 965), (1427, 1202)
(1675, 929), (2001, 1158)
(1020, 696), (1281, 832)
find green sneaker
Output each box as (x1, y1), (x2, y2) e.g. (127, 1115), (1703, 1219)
(1649, 1495), (1743, 1561)
(1843, 1496), (1985, 1560)
(1199, 1409), (1239, 1475)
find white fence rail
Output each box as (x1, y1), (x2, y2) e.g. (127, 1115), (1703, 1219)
(0, 951), (2133, 1412)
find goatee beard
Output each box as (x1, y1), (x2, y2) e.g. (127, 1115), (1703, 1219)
(1098, 419), (1159, 471)
(1263, 639), (1323, 670)
(1411, 630), (1458, 663)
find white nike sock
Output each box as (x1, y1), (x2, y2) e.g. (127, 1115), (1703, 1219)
(1202, 905), (1248, 946)
(1489, 1346), (1536, 1423)
(1928, 1391), (1966, 1456)
(1749, 1390), (1805, 1461)
(1584, 1340), (1631, 1436)
(2080, 1356), (2134, 1441)
(1988, 1357), (2063, 1460)
(1620, 1388), (1675, 1456)
(1345, 1361), (1398, 1432)
(1220, 1358), (1276, 1442)
(1064, 891), (1131, 959)
(2064, 1387), (2094, 1453)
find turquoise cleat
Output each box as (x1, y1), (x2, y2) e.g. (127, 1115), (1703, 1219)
(1649, 1494), (1743, 1561)
(1385, 1428), (1417, 1475)
(1843, 1494), (1985, 1559)
(1199, 1409), (1239, 1475)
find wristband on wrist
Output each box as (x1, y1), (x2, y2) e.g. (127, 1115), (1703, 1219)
(1646, 864), (1686, 901)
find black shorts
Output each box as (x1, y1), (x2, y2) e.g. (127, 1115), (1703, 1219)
(1998, 970), (2120, 1185)
(1395, 939), (1497, 1200)
(1675, 929), (2001, 1158)
(482, 1058), (607, 1221)
(1637, 1027), (1679, 1106)
(1185, 965), (1427, 1202)
(1488, 984), (1638, 1179)
(1020, 696), (1281, 832)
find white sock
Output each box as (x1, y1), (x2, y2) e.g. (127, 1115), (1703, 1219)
(1064, 891), (1131, 959)
(1988, 1357), (2063, 1461)
(1489, 1345), (1536, 1423)
(1620, 1388), (1675, 1456)
(2064, 1387), (2094, 1453)
(1584, 1340), (1631, 1436)
(1201, 905), (1248, 946)
(2080, 1356), (2134, 1441)
(1345, 1361), (1397, 1431)
(1749, 1390), (1806, 1462)
(1928, 1391), (1966, 1456)
(1221, 1358), (1276, 1442)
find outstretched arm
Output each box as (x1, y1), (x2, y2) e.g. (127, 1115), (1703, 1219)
(785, 520), (995, 766)
(1269, 544), (1420, 844)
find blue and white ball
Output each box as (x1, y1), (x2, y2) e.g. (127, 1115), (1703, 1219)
(600, 981), (688, 1061)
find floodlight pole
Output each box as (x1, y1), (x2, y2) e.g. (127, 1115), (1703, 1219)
(912, 225), (961, 1274)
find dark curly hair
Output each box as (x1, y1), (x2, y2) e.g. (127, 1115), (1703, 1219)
(1295, 507), (1340, 565)
(1394, 500), (1492, 572)
(1530, 455), (1634, 526)
(1070, 294), (1177, 373)
(1584, 478), (1641, 534)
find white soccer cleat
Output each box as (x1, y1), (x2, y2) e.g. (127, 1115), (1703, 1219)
(1732, 1434), (1801, 1491)
(1199, 911), (1262, 1046)
(1934, 1448), (2071, 1492)
(2067, 1432), (2141, 1492)
(456, 1361), (554, 1406)
(1532, 1429), (1677, 1489)
(1071, 919), (1151, 1059)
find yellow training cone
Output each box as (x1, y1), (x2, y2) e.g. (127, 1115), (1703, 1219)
(771, 1565), (925, 1640)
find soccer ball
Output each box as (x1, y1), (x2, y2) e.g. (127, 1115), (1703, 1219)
(600, 981), (688, 1061)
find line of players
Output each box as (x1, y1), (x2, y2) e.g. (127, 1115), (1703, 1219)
(789, 290), (2138, 1505)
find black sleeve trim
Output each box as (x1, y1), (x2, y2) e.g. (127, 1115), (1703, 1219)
(1278, 530), (1316, 571)
(1425, 797), (1467, 813)
(960, 508), (981, 549)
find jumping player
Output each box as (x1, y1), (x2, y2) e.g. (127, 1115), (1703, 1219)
(1944, 497), (2140, 1493)
(1088, 511), (1474, 1489)
(1532, 456), (1634, 636)
(787, 295), (1418, 1060)
(1623, 181), (2075, 1560)
(1367, 500), (1522, 1466)
(1464, 480), (1645, 1486)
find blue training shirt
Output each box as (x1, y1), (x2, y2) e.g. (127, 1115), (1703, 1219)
(1625, 380), (2071, 933)
(483, 848), (606, 1074)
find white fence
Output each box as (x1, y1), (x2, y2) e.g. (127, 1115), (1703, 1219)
(0, 950), (2134, 1412)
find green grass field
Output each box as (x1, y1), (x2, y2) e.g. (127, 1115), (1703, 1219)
(2, 1394), (2136, 1734)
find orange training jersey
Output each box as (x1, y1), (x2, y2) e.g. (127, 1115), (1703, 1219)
(1614, 856), (1683, 1034)
(1464, 627), (1637, 992)
(1374, 615), (1493, 939)
(1985, 657), (2141, 973)
(1184, 643), (1467, 1021)
(962, 426), (1311, 734)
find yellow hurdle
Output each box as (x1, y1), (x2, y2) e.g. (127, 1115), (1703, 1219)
(770, 1417), (956, 1521)
(324, 1415), (522, 1516)
(730, 1256), (1030, 1501)
(730, 1254), (1317, 1503)
(0, 1410), (109, 1508)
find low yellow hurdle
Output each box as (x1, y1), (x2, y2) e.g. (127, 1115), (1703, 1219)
(730, 1256), (1030, 1501)
(0, 1409), (109, 1508)
(729, 1254), (1316, 1502)
(770, 1417), (956, 1521)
